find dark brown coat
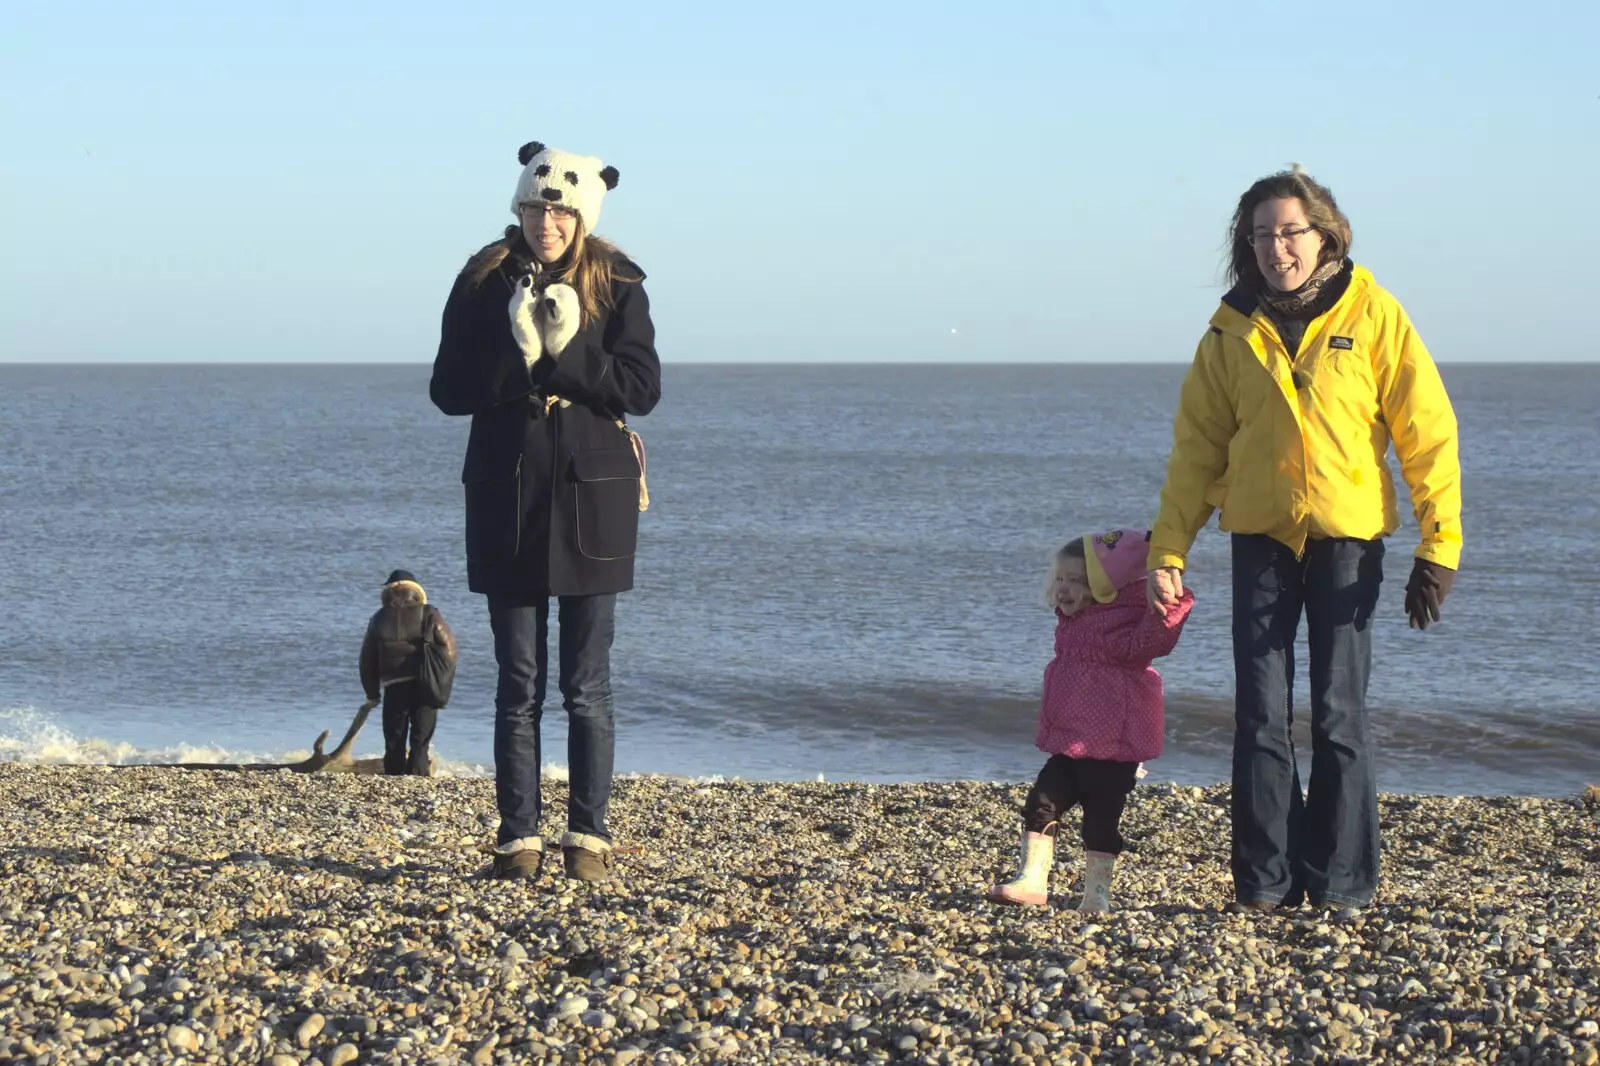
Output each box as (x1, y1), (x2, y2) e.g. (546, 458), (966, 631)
(359, 581), (458, 701)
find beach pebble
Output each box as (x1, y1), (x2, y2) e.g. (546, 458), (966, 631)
(297, 1012), (326, 1047)
(0, 766), (1592, 1066)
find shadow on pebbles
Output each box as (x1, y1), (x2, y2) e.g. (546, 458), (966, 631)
(1, 766), (1597, 1065)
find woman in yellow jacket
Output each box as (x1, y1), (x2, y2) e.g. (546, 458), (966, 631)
(1148, 166), (1461, 913)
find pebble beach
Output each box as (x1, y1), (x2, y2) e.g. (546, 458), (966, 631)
(1, 766), (1597, 1066)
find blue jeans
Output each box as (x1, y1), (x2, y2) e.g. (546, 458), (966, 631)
(1231, 534), (1384, 908)
(488, 594), (616, 845)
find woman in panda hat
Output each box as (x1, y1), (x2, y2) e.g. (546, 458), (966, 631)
(431, 141), (661, 884)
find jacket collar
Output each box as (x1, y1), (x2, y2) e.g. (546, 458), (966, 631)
(1210, 260), (1367, 338)
(499, 232), (649, 284)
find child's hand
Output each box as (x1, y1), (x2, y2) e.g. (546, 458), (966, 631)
(1146, 567), (1184, 616)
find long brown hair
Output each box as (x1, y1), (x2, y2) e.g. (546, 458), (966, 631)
(1226, 164), (1353, 290)
(460, 220), (641, 326)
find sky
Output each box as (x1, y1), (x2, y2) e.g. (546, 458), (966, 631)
(2, 1), (1596, 364)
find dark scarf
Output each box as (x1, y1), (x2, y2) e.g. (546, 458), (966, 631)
(1257, 259), (1349, 356)
(1258, 257), (1344, 317)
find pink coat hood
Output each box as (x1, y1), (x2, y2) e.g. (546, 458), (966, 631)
(1036, 585), (1194, 764)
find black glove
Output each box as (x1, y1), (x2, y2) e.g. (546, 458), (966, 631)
(505, 246), (542, 286)
(1404, 559), (1456, 630)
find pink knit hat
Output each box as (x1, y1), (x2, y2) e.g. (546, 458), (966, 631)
(1083, 527), (1151, 603)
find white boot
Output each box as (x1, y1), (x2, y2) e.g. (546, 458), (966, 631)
(1077, 850), (1117, 912)
(987, 824), (1057, 907)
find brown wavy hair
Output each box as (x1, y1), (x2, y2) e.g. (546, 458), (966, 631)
(1226, 164), (1353, 290)
(460, 220), (641, 326)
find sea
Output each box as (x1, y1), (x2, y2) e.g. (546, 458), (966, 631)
(2, 363), (1595, 797)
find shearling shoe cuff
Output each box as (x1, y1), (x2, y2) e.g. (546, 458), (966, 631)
(495, 836), (544, 856)
(560, 832), (612, 853)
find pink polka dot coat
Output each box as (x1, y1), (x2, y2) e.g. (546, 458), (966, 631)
(1035, 586), (1195, 763)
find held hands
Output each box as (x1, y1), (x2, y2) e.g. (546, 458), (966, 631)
(1146, 566), (1184, 617)
(538, 283), (580, 358)
(507, 280), (580, 364)
(1404, 559), (1456, 630)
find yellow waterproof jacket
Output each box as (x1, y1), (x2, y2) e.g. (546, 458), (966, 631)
(1150, 264), (1461, 572)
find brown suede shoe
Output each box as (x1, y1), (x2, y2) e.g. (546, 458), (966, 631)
(561, 832), (616, 882)
(486, 837), (543, 880)
(1227, 899), (1277, 914)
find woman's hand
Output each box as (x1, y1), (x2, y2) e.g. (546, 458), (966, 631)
(508, 274), (543, 365)
(537, 283), (581, 358)
(1146, 566), (1184, 616)
(1404, 559), (1456, 630)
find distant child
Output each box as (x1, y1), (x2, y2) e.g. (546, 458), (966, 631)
(988, 528), (1194, 912)
(359, 570), (458, 776)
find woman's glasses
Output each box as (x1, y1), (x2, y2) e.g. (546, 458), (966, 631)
(521, 203), (577, 222)
(1246, 226), (1317, 248)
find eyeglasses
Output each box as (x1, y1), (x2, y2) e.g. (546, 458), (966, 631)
(520, 203), (577, 221)
(1246, 226), (1317, 248)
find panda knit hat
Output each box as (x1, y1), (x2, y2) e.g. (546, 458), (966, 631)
(509, 141), (620, 234)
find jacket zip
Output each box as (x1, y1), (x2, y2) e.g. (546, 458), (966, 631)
(512, 454), (523, 556)
(1248, 314), (1317, 560)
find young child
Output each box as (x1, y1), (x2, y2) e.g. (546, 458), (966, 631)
(988, 528), (1194, 912)
(359, 569), (458, 777)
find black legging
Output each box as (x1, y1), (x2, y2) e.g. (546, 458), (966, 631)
(1021, 755), (1139, 853)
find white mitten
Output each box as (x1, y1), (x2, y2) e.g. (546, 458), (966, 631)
(538, 283), (580, 357)
(507, 275), (543, 367)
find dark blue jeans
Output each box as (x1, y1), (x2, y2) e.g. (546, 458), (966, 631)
(1231, 534), (1384, 908)
(488, 594), (616, 845)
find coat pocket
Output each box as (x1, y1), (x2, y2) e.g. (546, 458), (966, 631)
(570, 447), (641, 561)
(463, 454), (522, 563)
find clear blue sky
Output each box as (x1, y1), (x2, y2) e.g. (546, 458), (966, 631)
(2, 1), (1595, 363)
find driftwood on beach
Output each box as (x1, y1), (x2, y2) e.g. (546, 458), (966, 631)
(133, 700), (406, 775)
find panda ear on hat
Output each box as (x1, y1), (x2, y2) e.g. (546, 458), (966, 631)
(599, 165), (620, 190)
(517, 141), (546, 166)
